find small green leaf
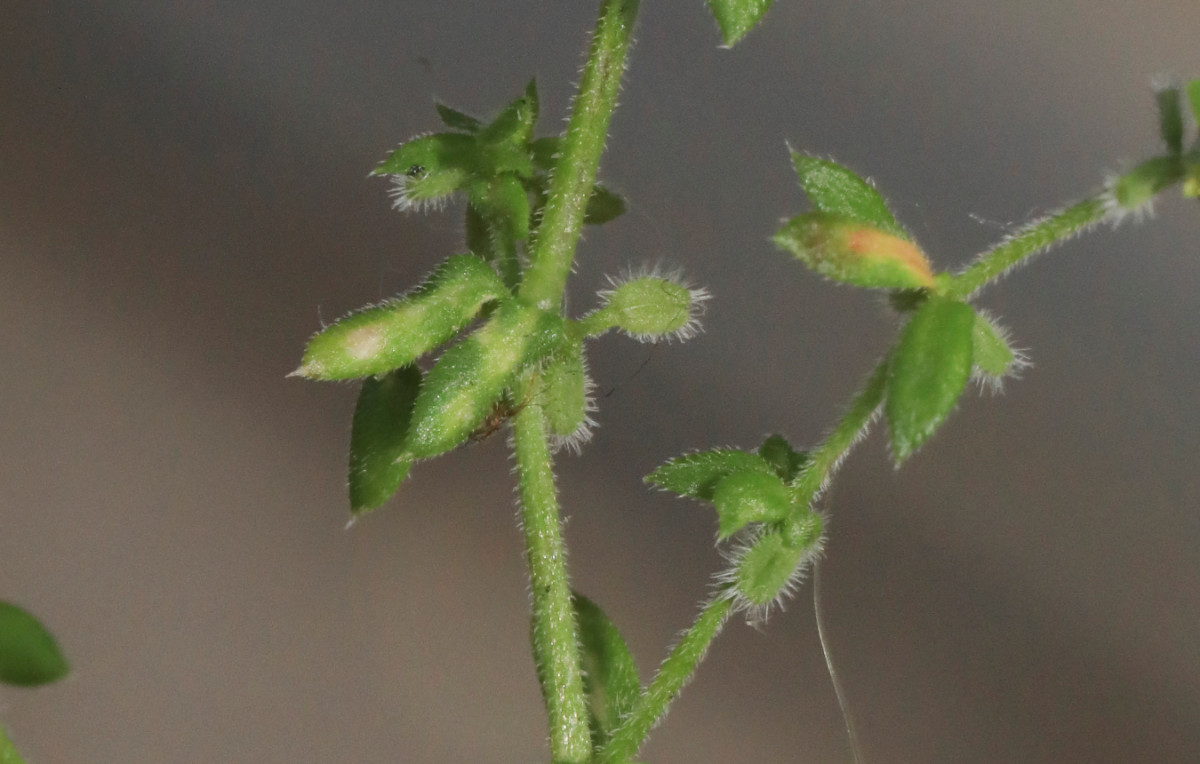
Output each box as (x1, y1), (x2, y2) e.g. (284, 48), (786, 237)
(468, 174), (532, 242)
(583, 184), (626, 225)
(540, 340), (592, 447)
(435, 101), (483, 134)
(348, 366), (422, 514)
(712, 470), (794, 539)
(774, 212), (936, 290)
(757, 434), (808, 482)
(886, 296), (976, 463)
(790, 153), (905, 237)
(530, 137), (560, 171)
(733, 529), (807, 607)
(0, 602), (68, 687)
(294, 254), (508, 381)
(479, 79), (539, 147)
(1111, 156), (1186, 211)
(646, 449), (776, 501)
(971, 311), (1023, 384)
(705, 0), (775, 47)
(373, 133), (477, 204)
(573, 592), (640, 749)
(1185, 79), (1200, 131)
(1155, 83), (1185, 155)
(405, 301), (566, 459)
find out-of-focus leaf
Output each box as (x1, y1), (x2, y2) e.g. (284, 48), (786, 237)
(0, 602), (68, 687)
(348, 365), (422, 514)
(705, 0), (775, 47)
(573, 592), (640, 748)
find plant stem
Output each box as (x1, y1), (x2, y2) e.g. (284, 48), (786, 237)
(597, 597), (733, 764)
(519, 0), (640, 310)
(793, 358), (890, 507)
(944, 197), (1108, 300)
(0, 725), (27, 764)
(512, 391), (591, 763)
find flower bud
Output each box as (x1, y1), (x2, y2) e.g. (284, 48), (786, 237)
(595, 269), (709, 342)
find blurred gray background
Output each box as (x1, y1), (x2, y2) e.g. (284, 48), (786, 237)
(2, 1), (1198, 762)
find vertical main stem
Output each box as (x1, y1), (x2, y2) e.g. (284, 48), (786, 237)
(519, 0), (640, 310)
(512, 394), (591, 763)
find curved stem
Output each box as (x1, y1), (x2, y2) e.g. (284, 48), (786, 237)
(944, 197), (1108, 300)
(597, 597), (733, 764)
(519, 0), (640, 310)
(512, 390), (591, 763)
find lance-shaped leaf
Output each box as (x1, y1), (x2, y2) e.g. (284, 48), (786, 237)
(468, 174), (532, 242)
(757, 434), (808, 483)
(790, 153), (906, 237)
(540, 340), (593, 449)
(886, 296), (976, 463)
(1155, 82), (1185, 155)
(435, 101), (483, 134)
(646, 449), (776, 501)
(0, 602), (68, 687)
(712, 470), (794, 540)
(573, 592), (640, 749)
(1187, 79), (1200, 131)
(479, 79), (539, 148)
(348, 365), (422, 514)
(705, 0), (775, 47)
(404, 300), (567, 459)
(295, 254), (508, 381)
(373, 133), (477, 211)
(584, 184), (626, 225)
(775, 212), (936, 290)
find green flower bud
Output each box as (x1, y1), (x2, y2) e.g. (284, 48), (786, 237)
(970, 310), (1028, 393)
(1107, 156), (1186, 221)
(293, 254), (508, 381)
(725, 513), (824, 620)
(404, 300), (567, 459)
(594, 268), (709, 342)
(539, 340), (596, 453)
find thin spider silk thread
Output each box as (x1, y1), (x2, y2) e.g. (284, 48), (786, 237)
(814, 558), (862, 764)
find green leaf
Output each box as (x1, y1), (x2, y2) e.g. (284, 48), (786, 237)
(373, 132), (476, 186)
(0, 602), (68, 687)
(774, 212), (936, 290)
(645, 449), (776, 501)
(573, 593), (640, 749)
(712, 470), (794, 539)
(405, 301), (567, 459)
(757, 434), (807, 482)
(971, 311), (1023, 385)
(733, 529), (806, 607)
(348, 366), (422, 514)
(886, 296), (976, 463)
(540, 340), (591, 446)
(479, 79), (539, 147)
(1155, 83), (1185, 155)
(584, 184), (626, 225)
(435, 101), (483, 134)
(1186, 79), (1200, 131)
(468, 174), (532, 242)
(705, 0), (775, 47)
(294, 254), (508, 381)
(530, 137), (560, 171)
(790, 153), (905, 237)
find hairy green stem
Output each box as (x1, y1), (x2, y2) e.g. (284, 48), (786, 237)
(519, 0), (640, 309)
(793, 358), (890, 507)
(512, 392), (591, 763)
(597, 597), (733, 764)
(945, 197), (1108, 300)
(0, 725), (27, 764)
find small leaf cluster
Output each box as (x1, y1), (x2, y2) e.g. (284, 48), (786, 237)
(775, 152), (1026, 464)
(1108, 78), (1200, 215)
(648, 435), (823, 612)
(295, 83), (709, 514)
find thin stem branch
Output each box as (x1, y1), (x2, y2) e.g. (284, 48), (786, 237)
(512, 392), (591, 763)
(944, 197), (1108, 300)
(597, 597), (733, 764)
(519, 0), (640, 310)
(793, 358), (889, 508)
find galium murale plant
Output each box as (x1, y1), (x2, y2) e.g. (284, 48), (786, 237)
(286, 1), (1198, 762)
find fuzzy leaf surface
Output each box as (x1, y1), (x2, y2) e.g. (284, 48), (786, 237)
(646, 449), (775, 501)
(757, 434), (808, 482)
(790, 153), (905, 237)
(774, 212), (935, 290)
(349, 365), (422, 513)
(886, 296), (976, 463)
(573, 592), (640, 749)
